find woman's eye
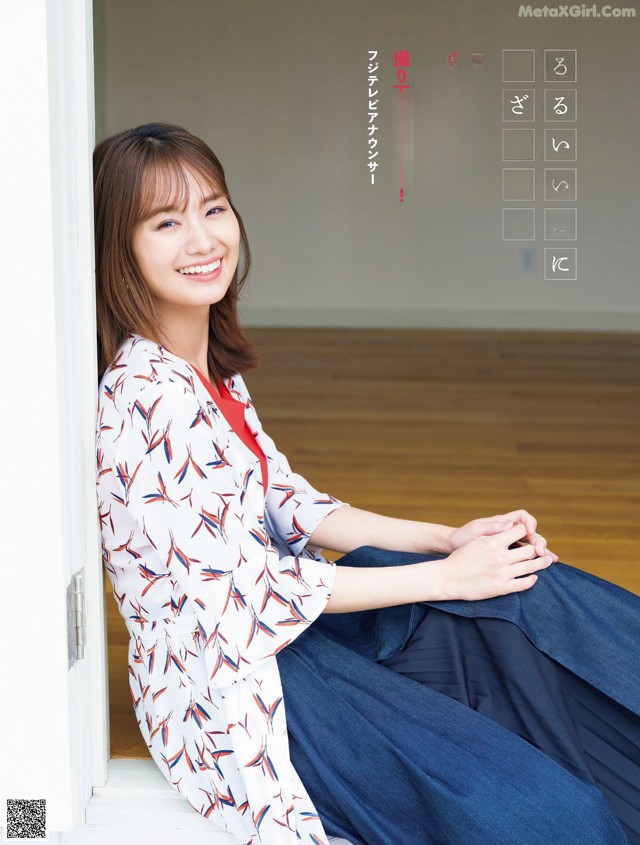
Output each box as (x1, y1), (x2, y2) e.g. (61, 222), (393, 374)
(155, 207), (225, 229)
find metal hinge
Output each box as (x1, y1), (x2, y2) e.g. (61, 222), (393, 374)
(67, 567), (85, 668)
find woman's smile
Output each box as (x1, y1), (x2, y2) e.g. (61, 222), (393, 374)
(177, 256), (223, 280)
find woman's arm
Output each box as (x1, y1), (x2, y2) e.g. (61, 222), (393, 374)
(309, 505), (559, 562)
(322, 522), (555, 613)
(308, 503), (455, 555)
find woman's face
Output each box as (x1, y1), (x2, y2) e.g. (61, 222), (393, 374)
(131, 167), (240, 324)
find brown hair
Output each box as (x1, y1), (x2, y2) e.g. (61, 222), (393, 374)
(93, 122), (261, 381)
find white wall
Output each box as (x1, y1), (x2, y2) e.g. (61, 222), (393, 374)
(94, 0), (640, 331)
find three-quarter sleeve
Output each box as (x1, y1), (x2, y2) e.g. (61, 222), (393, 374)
(229, 373), (350, 555)
(107, 375), (337, 690)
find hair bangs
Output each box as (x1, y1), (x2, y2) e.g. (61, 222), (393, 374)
(136, 154), (227, 225)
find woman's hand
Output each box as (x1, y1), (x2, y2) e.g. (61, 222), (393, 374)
(449, 509), (559, 562)
(437, 522), (555, 601)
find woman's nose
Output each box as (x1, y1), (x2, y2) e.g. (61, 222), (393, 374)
(185, 218), (218, 254)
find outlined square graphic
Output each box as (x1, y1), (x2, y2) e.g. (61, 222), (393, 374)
(503, 128), (535, 161)
(544, 89), (577, 122)
(503, 208), (535, 241)
(545, 248), (577, 280)
(544, 168), (577, 201)
(544, 49), (577, 82)
(502, 49), (535, 82)
(545, 129), (577, 161)
(503, 89), (535, 121)
(545, 208), (577, 240)
(503, 169), (535, 201)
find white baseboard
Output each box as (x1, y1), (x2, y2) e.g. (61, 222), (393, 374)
(238, 304), (640, 332)
(77, 758), (235, 842)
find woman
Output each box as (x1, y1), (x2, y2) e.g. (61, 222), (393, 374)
(94, 122), (639, 845)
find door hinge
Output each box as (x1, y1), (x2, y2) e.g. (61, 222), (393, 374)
(67, 567), (85, 668)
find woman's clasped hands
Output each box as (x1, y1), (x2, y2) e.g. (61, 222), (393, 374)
(436, 510), (558, 602)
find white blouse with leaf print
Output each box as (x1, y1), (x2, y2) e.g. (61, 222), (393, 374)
(96, 333), (350, 845)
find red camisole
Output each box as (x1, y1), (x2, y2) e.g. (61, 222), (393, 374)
(192, 367), (269, 497)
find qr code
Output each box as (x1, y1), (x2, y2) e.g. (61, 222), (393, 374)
(4, 799), (47, 841)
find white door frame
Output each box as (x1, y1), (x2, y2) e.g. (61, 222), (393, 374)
(47, 0), (112, 796)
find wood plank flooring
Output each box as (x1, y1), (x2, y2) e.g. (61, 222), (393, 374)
(106, 328), (640, 757)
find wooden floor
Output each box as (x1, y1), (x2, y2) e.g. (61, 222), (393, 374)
(106, 328), (640, 757)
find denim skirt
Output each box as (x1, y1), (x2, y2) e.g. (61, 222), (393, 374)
(275, 546), (640, 845)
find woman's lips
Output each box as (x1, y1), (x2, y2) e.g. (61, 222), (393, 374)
(176, 258), (223, 281)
